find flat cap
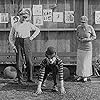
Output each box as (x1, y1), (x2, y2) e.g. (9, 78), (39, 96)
(80, 16), (88, 23)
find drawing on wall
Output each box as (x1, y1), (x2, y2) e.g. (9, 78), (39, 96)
(53, 12), (63, 22)
(33, 5), (42, 15)
(65, 11), (74, 23)
(43, 9), (52, 21)
(0, 13), (9, 23)
(95, 11), (100, 24)
(33, 16), (43, 26)
(11, 16), (20, 26)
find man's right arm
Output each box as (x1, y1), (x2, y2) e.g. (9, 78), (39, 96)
(9, 27), (15, 47)
(39, 59), (47, 82)
(9, 26), (17, 53)
(36, 59), (46, 94)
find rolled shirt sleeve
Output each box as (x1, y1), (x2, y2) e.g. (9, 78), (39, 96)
(57, 57), (64, 81)
(90, 26), (96, 40)
(39, 58), (47, 82)
(30, 24), (40, 40)
(9, 26), (16, 47)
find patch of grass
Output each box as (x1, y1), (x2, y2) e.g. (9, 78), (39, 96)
(0, 78), (99, 100)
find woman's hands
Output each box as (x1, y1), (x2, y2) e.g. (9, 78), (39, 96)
(78, 37), (91, 42)
(81, 38), (91, 42)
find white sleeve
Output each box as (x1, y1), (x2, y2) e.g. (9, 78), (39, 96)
(9, 26), (16, 47)
(30, 23), (40, 40)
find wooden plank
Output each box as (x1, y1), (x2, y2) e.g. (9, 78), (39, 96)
(0, 28), (77, 31)
(88, 0), (100, 28)
(23, 0), (31, 8)
(40, 32), (48, 52)
(39, 31), (58, 52)
(88, 0), (100, 57)
(34, 32), (42, 52)
(2, 28), (100, 31)
(64, 0), (75, 28)
(2, 28), (100, 32)
(84, 0), (88, 17)
(0, 53), (16, 56)
(70, 31), (77, 52)
(57, 31), (68, 52)
(92, 32), (100, 58)
(32, 52), (77, 57)
(32, 51), (77, 65)
(57, 4), (65, 28)
(75, 0), (84, 27)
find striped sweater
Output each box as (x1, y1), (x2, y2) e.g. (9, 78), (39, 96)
(39, 55), (64, 82)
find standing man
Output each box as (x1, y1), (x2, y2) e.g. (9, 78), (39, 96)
(9, 9), (40, 84)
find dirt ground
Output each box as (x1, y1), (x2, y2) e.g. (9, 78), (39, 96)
(0, 77), (100, 100)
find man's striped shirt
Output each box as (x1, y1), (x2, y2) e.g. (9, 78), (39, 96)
(39, 55), (64, 82)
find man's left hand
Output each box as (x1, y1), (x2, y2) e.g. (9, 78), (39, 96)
(60, 87), (66, 95)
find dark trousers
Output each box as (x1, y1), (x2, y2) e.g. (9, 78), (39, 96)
(15, 37), (33, 81)
(43, 65), (58, 86)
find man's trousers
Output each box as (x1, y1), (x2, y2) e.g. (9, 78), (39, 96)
(15, 37), (33, 81)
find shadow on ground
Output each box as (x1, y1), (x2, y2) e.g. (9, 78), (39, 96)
(0, 78), (38, 92)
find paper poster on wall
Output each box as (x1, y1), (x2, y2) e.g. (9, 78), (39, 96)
(53, 12), (63, 22)
(0, 13), (9, 23)
(11, 16), (20, 26)
(95, 11), (100, 24)
(65, 11), (74, 23)
(43, 9), (52, 21)
(23, 8), (32, 20)
(33, 5), (42, 15)
(33, 16), (43, 26)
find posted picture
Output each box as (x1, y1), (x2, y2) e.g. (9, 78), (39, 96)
(53, 12), (63, 22)
(43, 9), (52, 21)
(33, 16), (43, 26)
(33, 5), (42, 15)
(95, 11), (100, 24)
(0, 13), (9, 23)
(65, 11), (74, 23)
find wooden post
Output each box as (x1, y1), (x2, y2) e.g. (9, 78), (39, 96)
(84, 0), (88, 17)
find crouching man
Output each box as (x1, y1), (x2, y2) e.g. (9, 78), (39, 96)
(36, 46), (66, 95)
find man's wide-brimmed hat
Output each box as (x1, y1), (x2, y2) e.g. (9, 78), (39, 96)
(80, 16), (88, 23)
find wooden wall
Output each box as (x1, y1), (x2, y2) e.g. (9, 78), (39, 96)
(2, 0), (100, 63)
(0, 0), (84, 56)
(88, 0), (100, 58)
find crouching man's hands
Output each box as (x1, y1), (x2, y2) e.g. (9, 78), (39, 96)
(60, 80), (66, 95)
(36, 81), (66, 95)
(60, 86), (66, 95)
(36, 87), (42, 95)
(36, 81), (43, 95)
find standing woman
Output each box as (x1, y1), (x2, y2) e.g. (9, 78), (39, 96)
(9, 9), (40, 84)
(76, 16), (96, 82)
